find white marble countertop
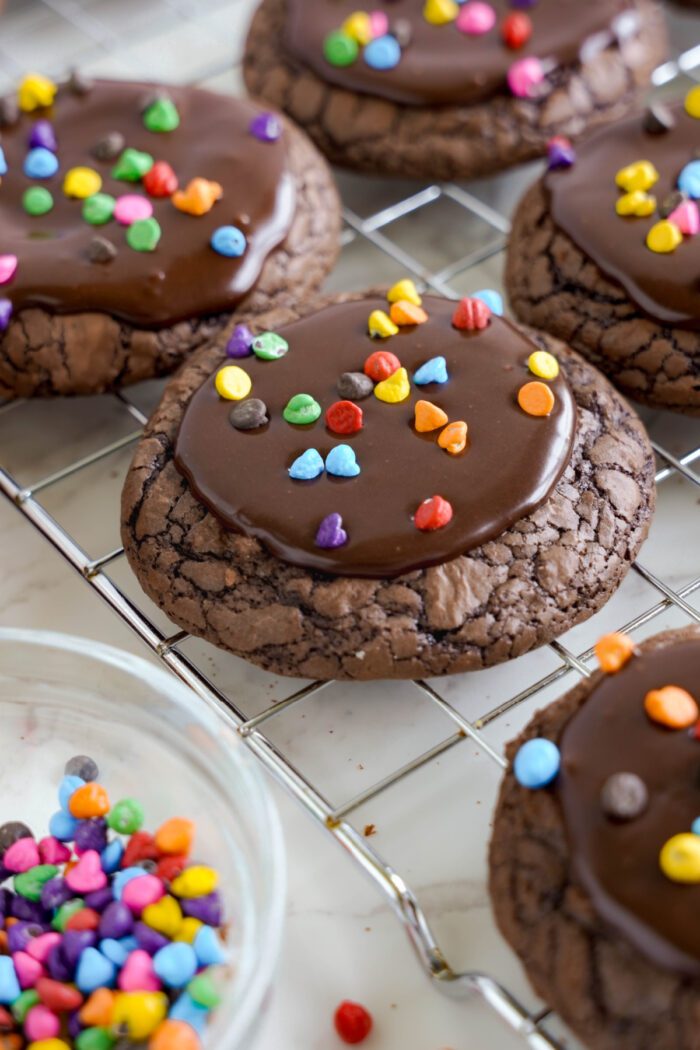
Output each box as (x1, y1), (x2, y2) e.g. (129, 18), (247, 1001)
(1, 2), (700, 1048)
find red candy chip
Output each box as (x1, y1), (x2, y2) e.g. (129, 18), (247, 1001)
(326, 400), (363, 435)
(157, 854), (188, 883)
(414, 495), (453, 532)
(143, 160), (179, 198)
(501, 11), (532, 48)
(452, 297), (491, 332)
(122, 831), (159, 868)
(0, 1005), (13, 1031)
(36, 977), (83, 1012)
(334, 1001), (373, 1045)
(364, 350), (401, 382)
(66, 907), (100, 932)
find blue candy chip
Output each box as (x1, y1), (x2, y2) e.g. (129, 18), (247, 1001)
(193, 925), (227, 967)
(49, 810), (79, 842)
(677, 160), (700, 200)
(112, 866), (148, 900)
(513, 738), (561, 790)
(100, 938), (131, 967)
(169, 992), (209, 1033)
(473, 289), (504, 316)
(211, 225), (247, 258)
(24, 146), (59, 180)
(289, 448), (324, 480)
(75, 947), (117, 994)
(0, 957), (21, 1005)
(692, 817), (700, 837)
(59, 774), (85, 812)
(0, 148), (7, 177)
(153, 942), (198, 988)
(100, 839), (124, 874)
(413, 356), (449, 386)
(364, 35), (402, 71)
(325, 444), (360, 477)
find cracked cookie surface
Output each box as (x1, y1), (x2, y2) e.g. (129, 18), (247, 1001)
(121, 291), (655, 681)
(243, 0), (667, 179)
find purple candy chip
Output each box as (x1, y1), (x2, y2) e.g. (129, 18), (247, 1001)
(0, 300), (12, 333)
(62, 929), (97, 969)
(41, 876), (73, 911)
(28, 119), (57, 152)
(12, 896), (49, 924)
(226, 324), (254, 359)
(547, 142), (576, 171)
(84, 885), (113, 912)
(74, 818), (108, 855)
(8, 921), (42, 954)
(47, 942), (74, 982)
(249, 112), (282, 143)
(315, 512), (348, 550)
(99, 900), (133, 940)
(182, 891), (222, 927)
(134, 921), (169, 956)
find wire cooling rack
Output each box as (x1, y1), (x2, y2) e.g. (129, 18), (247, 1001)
(1, 3), (700, 1047)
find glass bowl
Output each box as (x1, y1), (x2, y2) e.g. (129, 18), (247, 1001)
(0, 627), (286, 1049)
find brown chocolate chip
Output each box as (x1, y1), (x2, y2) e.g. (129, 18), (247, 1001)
(659, 190), (687, 219)
(139, 89), (171, 114)
(230, 398), (268, 430)
(67, 68), (93, 96)
(88, 236), (117, 264)
(390, 18), (412, 47)
(91, 132), (126, 162)
(337, 372), (374, 400)
(0, 95), (19, 129)
(643, 103), (675, 136)
(600, 772), (648, 821)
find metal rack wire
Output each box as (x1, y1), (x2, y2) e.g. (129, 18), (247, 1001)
(1, 4), (700, 1048)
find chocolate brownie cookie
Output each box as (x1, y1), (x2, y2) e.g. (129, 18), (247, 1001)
(121, 287), (655, 681)
(507, 92), (700, 414)
(490, 626), (700, 1050)
(243, 0), (666, 180)
(0, 74), (340, 398)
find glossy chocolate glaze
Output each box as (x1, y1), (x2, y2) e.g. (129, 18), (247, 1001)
(546, 104), (700, 329)
(285, 0), (631, 106)
(0, 79), (295, 327)
(560, 640), (700, 976)
(174, 296), (576, 578)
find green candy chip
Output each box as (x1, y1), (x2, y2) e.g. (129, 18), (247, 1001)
(107, 797), (145, 835)
(82, 193), (116, 226)
(323, 30), (359, 67)
(283, 393), (322, 426)
(127, 217), (161, 252)
(14, 864), (58, 901)
(12, 989), (40, 1023)
(23, 186), (54, 216)
(188, 969), (222, 1009)
(111, 147), (154, 182)
(252, 332), (289, 361)
(143, 97), (180, 133)
(52, 898), (85, 932)
(76, 1027), (116, 1050)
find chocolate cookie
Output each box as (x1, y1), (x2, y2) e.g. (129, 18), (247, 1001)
(121, 288), (655, 681)
(0, 75), (340, 398)
(490, 626), (700, 1050)
(243, 0), (667, 180)
(507, 93), (700, 414)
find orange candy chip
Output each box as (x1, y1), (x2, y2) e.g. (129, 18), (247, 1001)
(172, 177), (223, 216)
(69, 783), (110, 819)
(414, 400), (448, 433)
(149, 1020), (202, 1050)
(438, 421), (468, 455)
(595, 632), (636, 674)
(389, 300), (428, 327)
(517, 381), (555, 417)
(645, 686), (699, 729)
(80, 988), (115, 1027)
(155, 818), (195, 857)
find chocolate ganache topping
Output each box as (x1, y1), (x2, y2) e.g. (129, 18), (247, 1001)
(0, 79), (295, 327)
(560, 638), (700, 976)
(546, 103), (700, 329)
(284, 0), (633, 107)
(174, 295), (576, 578)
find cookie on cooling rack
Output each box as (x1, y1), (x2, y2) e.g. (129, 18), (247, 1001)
(120, 285), (655, 681)
(0, 74), (340, 398)
(242, 0), (667, 180)
(507, 90), (700, 415)
(490, 625), (700, 1050)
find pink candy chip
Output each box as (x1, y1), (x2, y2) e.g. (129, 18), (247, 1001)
(39, 836), (71, 865)
(114, 194), (154, 226)
(26, 933), (61, 964)
(0, 255), (17, 285)
(13, 951), (45, 989)
(668, 200), (700, 236)
(65, 849), (107, 893)
(118, 949), (161, 992)
(24, 1003), (60, 1041)
(4, 837), (40, 873)
(456, 1), (496, 35)
(507, 56), (545, 98)
(369, 10), (389, 37)
(121, 873), (165, 914)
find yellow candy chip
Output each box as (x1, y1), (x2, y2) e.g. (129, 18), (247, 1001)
(27, 1042), (71, 1050)
(615, 191), (656, 218)
(142, 895), (183, 938)
(423, 0), (459, 25)
(18, 73), (58, 113)
(527, 350), (559, 380)
(615, 160), (659, 193)
(374, 367), (410, 404)
(112, 992), (168, 1041)
(171, 865), (219, 899)
(685, 85), (700, 120)
(174, 917), (203, 943)
(342, 12), (373, 44)
(659, 833), (700, 884)
(387, 279), (422, 307)
(368, 309), (399, 339)
(63, 167), (103, 200)
(646, 219), (682, 255)
(215, 365), (252, 401)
